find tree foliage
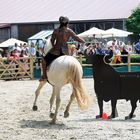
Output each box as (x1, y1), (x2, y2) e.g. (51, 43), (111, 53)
(126, 5), (140, 34)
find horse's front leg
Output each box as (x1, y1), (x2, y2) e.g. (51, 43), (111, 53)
(64, 90), (75, 118)
(50, 87), (61, 124)
(96, 97), (103, 119)
(32, 81), (47, 111)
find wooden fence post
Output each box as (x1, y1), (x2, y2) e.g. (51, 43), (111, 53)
(79, 54), (83, 65)
(30, 57), (34, 79)
(128, 54), (131, 72)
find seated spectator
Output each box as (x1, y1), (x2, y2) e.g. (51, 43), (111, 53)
(120, 47), (128, 63)
(20, 50), (28, 62)
(19, 50), (29, 79)
(11, 49), (19, 60)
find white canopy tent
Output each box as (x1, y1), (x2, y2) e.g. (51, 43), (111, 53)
(102, 28), (133, 38)
(78, 27), (107, 38)
(0, 38), (27, 48)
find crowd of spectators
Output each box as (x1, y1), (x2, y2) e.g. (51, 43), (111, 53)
(0, 37), (140, 66)
(84, 37), (140, 64)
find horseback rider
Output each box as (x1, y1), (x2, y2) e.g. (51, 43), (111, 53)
(40, 16), (85, 81)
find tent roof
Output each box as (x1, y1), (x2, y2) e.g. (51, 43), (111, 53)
(28, 30), (53, 40)
(78, 27), (107, 38)
(0, 0), (139, 23)
(102, 28), (133, 38)
(0, 38), (27, 48)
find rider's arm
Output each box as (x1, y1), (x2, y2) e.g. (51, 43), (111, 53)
(69, 29), (85, 43)
(51, 30), (57, 47)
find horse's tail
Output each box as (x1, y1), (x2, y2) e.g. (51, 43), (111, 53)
(68, 62), (90, 110)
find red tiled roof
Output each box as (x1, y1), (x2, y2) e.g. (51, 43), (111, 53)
(0, 0), (139, 23)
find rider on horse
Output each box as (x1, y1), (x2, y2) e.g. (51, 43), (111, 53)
(40, 16), (85, 81)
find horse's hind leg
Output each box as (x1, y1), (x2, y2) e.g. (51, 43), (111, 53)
(125, 99), (137, 120)
(32, 81), (47, 111)
(96, 98), (103, 119)
(49, 86), (56, 118)
(64, 90), (75, 118)
(50, 86), (61, 124)
(108, 99), (118, 119)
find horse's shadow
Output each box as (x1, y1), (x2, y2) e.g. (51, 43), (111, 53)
(70, 117), (140, 123)
(19, 119), (79, 130)
(19, 119), (67, 129)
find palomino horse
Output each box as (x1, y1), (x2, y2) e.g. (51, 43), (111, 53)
(32, 55), (90, 124)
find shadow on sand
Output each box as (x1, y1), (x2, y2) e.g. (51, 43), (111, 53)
(19, 119), (79, 130)
(69, 117), (140, 123)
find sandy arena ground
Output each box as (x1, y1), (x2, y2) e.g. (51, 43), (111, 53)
(0, 78), (140, 140)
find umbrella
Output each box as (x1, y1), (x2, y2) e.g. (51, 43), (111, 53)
(78, 27), (107, 38)
(103, 28), (133, 38)
(0, 38), (27, 48)
(0, 48), (3, 51)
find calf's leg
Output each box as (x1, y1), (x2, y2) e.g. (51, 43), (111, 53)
(108, 99), (118, 119)
(96, 98), (103, 119)
(125, 99), (137, 120)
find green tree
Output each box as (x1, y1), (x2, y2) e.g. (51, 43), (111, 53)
(126, 5), (140, 35)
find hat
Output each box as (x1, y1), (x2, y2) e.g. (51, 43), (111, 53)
(59, 16), (69, 24)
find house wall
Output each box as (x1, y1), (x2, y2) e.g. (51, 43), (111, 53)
(0, 27), (11, 43)
(0, 19), (124, 42)
(11, 25), (18, 39)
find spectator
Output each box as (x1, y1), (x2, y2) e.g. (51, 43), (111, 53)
(28, 42), (36, 57)
(120, 47), (128, 63)
(112, 46), (121, 64)
(134, 39), (140, 54)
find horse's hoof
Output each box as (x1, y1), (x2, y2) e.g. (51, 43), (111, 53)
(96, 115), (102, 119)
(108, 115), (116, 119)
(49, 120), (56, 125)
(125, 114), (136, 120)
(49, 113), (55, 118)
(32, 105), (38, 111)
(64, 112), (69, 118)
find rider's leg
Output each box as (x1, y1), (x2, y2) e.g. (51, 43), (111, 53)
(40, 53), (60, 81)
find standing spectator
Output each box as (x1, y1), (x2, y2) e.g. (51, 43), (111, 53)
(19, 50), (29, 79)
(102, 38), (108, 53)
(95, 42), (103, 55)
(126, 41), (133, 54)
(134, 39), (140, 54)
(28, 42), (36, 57)
(0, 49), (3, 58)
(112, 46), (121, 64)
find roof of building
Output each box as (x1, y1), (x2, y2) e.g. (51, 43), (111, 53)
(28, 30), (53, 40)
(0, 0), (139, 24)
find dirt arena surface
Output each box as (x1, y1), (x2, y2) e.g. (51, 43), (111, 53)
(0, 78), (140, 140)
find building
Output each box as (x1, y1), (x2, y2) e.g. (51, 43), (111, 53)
(0, 0), (139, 42)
